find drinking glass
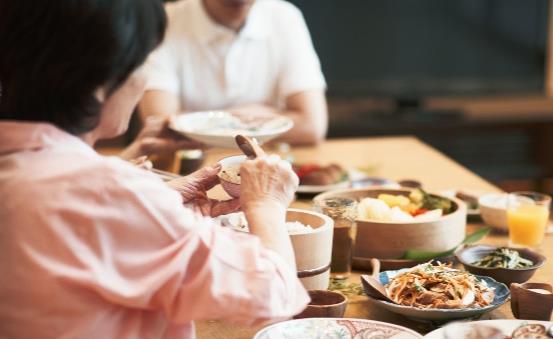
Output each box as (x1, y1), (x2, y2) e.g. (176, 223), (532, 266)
(507, 191), (551, 248)
(315, 197), (357, 280)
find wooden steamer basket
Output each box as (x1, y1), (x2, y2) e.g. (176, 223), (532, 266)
(286, 209), (334, 290)
(313, 188), (466, 264)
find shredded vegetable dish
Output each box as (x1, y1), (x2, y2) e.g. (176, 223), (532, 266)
(385, 262), (495, 309)
(472, 247), (534, 269)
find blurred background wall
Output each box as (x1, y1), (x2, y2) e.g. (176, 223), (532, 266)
(289, 0), (553, 193)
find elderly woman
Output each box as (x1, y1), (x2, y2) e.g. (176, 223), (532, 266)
(0, 1), (308, 338)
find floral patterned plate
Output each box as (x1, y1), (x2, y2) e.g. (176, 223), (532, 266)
(253, 318), (422, 339)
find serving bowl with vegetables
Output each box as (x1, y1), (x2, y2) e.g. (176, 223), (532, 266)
(314, 188), (467, 266)
(456, 245), (546, 285)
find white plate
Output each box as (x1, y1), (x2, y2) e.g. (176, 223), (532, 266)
(297, 169), (399, 194)
(424, 319), (553, 338)
(254, 318), (422, 339)
(169, 111), (293, 148)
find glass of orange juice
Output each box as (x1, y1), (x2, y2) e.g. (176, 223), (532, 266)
(507, 191), (551, 248)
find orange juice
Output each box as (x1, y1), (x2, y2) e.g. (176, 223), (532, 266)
(507, 205), (549, 247)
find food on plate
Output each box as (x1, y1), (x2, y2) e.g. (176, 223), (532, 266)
(220, 213), (314, 235)
(357, 189), (453, 222)
(511, 323), (550, 339)
(472, 247), (534, 269)
(181, 111), (290, 135)
(385, 262), (495, 309)
(293, 163), (347, 186)
(218, 163), (241, 184)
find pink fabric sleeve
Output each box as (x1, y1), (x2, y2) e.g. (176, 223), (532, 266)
(28, 161), (309, 326)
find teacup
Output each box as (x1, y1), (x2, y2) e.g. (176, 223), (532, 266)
(510, 282), (553, 321)
(293, 290), (347, 319)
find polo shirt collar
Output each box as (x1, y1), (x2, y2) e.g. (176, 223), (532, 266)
(191, 0), (268, 44)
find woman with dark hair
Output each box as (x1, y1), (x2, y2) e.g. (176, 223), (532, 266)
(0, 1), (308, 338)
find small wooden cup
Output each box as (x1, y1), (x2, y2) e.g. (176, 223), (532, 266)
(294, 290), (347, 319)
(510, 282), (553, 321)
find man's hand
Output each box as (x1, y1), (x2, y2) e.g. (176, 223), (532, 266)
(120, 116), (202, 160)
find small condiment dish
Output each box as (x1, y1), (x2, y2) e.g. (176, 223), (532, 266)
(293, 290), (347, 319)
(455, 245), (546, 286)
(511, 282), (553, 320)
(218, 155), (247, 198)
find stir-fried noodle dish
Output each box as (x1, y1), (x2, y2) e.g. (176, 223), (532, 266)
(385, 263), (495, 309)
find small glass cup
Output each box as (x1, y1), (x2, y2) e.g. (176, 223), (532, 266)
(507, 191), (551, 248)
(315, 197), (357, 280)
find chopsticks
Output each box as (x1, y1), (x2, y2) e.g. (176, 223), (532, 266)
(151, 168), (181, 181)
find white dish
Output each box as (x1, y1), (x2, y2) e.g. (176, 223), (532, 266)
(254, 318), (422, 339)
(424, 319), (553, 338)
(478, 193), (509, 231)
(297, 169), (399, 194)
(169, 111), (293, 148)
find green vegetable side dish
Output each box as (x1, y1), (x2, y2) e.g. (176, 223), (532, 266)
(472, 247), (534, 269)
(409, 188), (454, 214)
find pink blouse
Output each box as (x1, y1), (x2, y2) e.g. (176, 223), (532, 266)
(0, 122), (309, 339)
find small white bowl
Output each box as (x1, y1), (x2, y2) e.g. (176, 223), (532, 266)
(218, 155), (247, 198)
(478, 193), (508, 231)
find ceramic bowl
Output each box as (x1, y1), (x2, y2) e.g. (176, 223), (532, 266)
(362, 269), (510, 322)
(456, 245), (546, 286)
(218, 155), (247, 198)
(478, 193), (508, 231)
(314, 188), (467, 260)
(294, 290), (347, 319)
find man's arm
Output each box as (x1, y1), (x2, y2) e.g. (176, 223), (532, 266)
(138, 90), (180, 120)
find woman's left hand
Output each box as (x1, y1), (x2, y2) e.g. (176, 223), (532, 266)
(168, 164), (240, 217)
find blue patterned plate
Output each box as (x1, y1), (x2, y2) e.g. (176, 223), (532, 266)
(363, 269), (510, 322)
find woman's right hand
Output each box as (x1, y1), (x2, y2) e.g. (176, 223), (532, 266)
(239, 155), (299, 211)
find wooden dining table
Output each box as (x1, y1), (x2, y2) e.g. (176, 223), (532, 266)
(189, 136), (553, 338)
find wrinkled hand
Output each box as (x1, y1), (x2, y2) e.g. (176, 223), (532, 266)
(168, 164), (240, 217)
(120, 116), (202, 160)
(239, 155), (299, 211)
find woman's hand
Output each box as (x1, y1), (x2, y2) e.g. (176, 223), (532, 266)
(168, 164), (240, 217)
(119, 116), (202, 160)
(239, 155), (299, 270)
(239, 155), (299, 212)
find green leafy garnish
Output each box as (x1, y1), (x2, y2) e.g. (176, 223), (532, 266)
(401, 226), (491, 260)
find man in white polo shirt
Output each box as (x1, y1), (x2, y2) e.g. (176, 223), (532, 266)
(139, 0), (328, 146)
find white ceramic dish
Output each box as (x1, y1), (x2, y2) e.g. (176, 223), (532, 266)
(217, 155), (247, 198)
(170, 111), (293, 148)
(424, 319), (553, 338)
(296, 170), (399, 194)
(365, 269), (510, 322)
(254, 318), (422, 339)
(478, 193), (508, 231)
